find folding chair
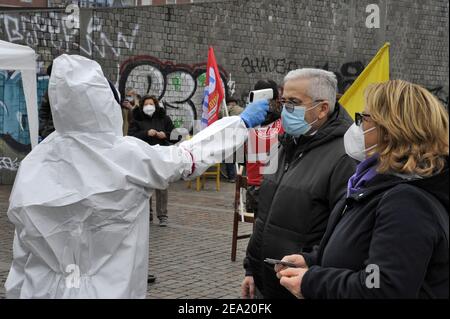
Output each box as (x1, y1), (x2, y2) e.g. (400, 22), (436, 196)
(231, 166), (255, 262)
(187, 163), (221, 191)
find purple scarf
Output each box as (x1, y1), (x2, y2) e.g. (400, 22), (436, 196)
(347, 155), (379, 197)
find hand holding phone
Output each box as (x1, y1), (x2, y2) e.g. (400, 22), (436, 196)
(264, 258), (298, 268)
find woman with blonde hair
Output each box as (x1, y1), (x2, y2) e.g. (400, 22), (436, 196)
(275, 80), (449, 299)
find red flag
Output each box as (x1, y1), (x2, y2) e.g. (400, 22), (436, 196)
(201, 47), (225, 128)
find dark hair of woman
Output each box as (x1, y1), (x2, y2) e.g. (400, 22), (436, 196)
(139, 94), (166, 118)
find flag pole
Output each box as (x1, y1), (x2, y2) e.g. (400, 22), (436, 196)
(221, 98), (238, 171)
(222, 97), (229, 117)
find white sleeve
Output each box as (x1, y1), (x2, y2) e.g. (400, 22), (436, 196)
(132, 116), (247, 189)
(179, 116), (248, 179)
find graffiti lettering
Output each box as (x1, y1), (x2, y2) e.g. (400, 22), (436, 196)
(428, 86), (449, 107)
(0, 12), (138, 58)
(241, 57), (364, 94)
(316, 61), (365, 93)
(227, 74), (236, 97)
(3, 15), (23, 43)
(1, 13), (77, 51)
(77, 16), (139, 58)
(0, 157), (20, 171)
(241, 57), (298, 75)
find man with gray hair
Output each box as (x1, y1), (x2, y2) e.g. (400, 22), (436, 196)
(242, 68), (357, 299)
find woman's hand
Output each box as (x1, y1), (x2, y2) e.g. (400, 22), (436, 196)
(277, 267), (308, 299)
(274, 254), (307, 273)
(122, 100), (132, 110)
(147, 129), (157, 137)
(156, 131), (167, 139)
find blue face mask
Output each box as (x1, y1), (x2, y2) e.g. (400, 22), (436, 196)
(281, 102), (321, 137)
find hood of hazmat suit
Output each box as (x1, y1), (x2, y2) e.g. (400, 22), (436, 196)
(5, 54), (248, 298)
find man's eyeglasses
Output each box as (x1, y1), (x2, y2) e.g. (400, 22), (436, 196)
(355, 112), (372, 126)
(281, 99), (324, 113)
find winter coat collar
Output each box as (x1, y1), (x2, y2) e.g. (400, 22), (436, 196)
(347, 157), (449, 211)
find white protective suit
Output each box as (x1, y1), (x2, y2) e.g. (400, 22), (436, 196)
(5, 54), (248, 298)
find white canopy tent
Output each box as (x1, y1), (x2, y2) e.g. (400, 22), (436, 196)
(0, 40), (38, 149)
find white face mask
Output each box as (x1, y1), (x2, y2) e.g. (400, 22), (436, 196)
(344, 123), (378, 162)
(143, 104), (155, 116)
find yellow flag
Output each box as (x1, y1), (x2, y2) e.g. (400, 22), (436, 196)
(339, 43), (390, 120)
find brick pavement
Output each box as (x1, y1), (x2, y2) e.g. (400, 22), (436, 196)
(0, 179), (253, 299)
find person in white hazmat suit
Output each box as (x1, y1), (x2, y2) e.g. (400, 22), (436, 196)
(5, 54), (269, 299)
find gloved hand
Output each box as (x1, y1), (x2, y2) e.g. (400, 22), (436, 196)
(240, 99), (269, 128)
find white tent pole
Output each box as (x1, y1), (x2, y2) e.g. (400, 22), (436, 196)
(22, 70), (39, 149)
(221, 98), (229, 117)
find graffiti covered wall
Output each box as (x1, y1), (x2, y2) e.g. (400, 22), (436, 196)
(0, 70), (49, 184)
(0, 0), (449, 183)
(119, 55), (229, 132)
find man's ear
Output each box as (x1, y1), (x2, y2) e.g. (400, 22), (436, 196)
(318, 102), (329, 120)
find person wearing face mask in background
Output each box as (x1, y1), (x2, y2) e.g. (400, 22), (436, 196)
(120, 88), (139, 135)
(242, 69), (357, 299)
(276, 80), (449, 299)
(129, 95), (174, 229)
(127, 95), (174, 284)
(245, 79), (284, 218)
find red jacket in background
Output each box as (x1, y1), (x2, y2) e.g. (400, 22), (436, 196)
(246, 119), (284, 186)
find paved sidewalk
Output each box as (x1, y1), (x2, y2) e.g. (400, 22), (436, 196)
(0, 180), (252, 299)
